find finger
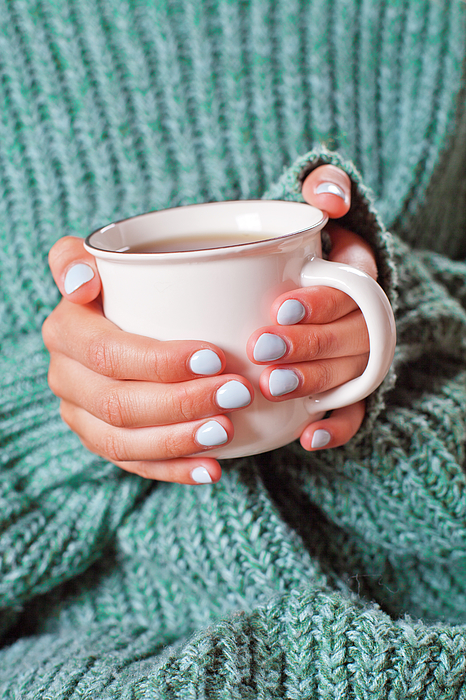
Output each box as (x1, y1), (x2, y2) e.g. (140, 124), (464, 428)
(326, 223), (378, 281)
(61, 401), (234, 462)
(112, 457), (222, 484)
(268, 226), (378, 326)
(48, 236), (101, 304)
(301, 164), (351, 218)
(299, 400), (366, 451)
(43, 299), (226, 382)
(271, 286), (359, 326)
(258, 354), (369, 401)
(49, 354), (252, 427)
(248, 310), (369, 365)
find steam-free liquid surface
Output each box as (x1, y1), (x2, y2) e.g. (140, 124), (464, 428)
(124, 231), (278, 252)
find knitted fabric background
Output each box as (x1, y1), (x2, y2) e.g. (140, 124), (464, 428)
(1, 0), (466, 697)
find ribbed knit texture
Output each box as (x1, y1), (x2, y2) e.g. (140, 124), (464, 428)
(1, 0), (466, 697)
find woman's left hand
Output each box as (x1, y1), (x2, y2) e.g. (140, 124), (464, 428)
(247, 164), (378, 451)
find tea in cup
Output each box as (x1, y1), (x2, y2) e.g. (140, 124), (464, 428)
(85, 200), (396, 459)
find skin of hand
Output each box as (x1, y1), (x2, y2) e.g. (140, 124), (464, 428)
(43, 164), (377, 484)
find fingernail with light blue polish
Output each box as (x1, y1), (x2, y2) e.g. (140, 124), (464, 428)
(311, 429), (331, 449)
(269, 369), (299, 397)
(189, 349), (222, 375)
(195, 421), (228, 447)
(315, 182), (346, 200)
(191, 466), (213, 484)
(277, 299), (306, 326)
(253, 334), (287, 362)
(64, 263), (95, 294)
(216, 381), (251, 409)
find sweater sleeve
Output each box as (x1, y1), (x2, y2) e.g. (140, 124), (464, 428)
(262, 148), (466, 445)
(417, 250), (466, 310)
(262, 147), (398, 303)
(0, 330), (150, 637)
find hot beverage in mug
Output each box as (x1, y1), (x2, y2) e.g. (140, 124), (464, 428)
(121, 230), (274, 253)
(85, 200), (396, 459)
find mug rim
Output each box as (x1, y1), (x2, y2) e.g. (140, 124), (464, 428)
(84, 199), (328, 260)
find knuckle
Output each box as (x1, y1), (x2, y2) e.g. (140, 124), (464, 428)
(157, 430), (188, 460)
(130, 337), (161, 381)
(103, 429), (130, 462)
(307, 328), (334, 359)
(98, 389), (129, 428)
(355, 314), (370, 352)
(86, 336), (119, 377)
(313, 289), (347, 322)
(150, 342), (177, 382)
(309, 362), (334, 395)
(326, 292), (346, 321)
(175, 385), (197, 422)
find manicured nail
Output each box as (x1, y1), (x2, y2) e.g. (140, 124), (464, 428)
(195, 421), (228, 447)
(191, 466), (213, 484)
(253, 334), (287, 362)
(189, 349), (222, 375)
(277, 299), (306, 326)
(269, 369), (299, 397)
(216, 381), (251, 409)
(64, 263), (95, 294)
(311, 429), (331, 449)
(315, 182), (346, 200)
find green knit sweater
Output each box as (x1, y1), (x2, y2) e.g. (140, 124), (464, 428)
(1, 0), (466, 697)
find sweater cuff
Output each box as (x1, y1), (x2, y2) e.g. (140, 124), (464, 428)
(263, 147), (398, 436)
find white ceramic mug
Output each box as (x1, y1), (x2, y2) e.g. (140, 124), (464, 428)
(85, 200), (396, 459)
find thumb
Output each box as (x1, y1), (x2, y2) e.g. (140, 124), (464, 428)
(301, 164), (351, 218)
(48, 236), (101, 304)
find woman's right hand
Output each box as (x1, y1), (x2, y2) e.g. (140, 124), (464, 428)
(42, 237), (254, 484)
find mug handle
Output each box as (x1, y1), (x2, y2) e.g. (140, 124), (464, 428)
(300, 257), (396, 414)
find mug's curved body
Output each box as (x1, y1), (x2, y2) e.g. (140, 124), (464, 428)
(85, 200), (396, 459)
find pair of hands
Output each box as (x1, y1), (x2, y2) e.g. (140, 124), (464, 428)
(43, 165), (378, 485)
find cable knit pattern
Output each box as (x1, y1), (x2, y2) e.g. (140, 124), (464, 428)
(1, 0), (466, 697)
